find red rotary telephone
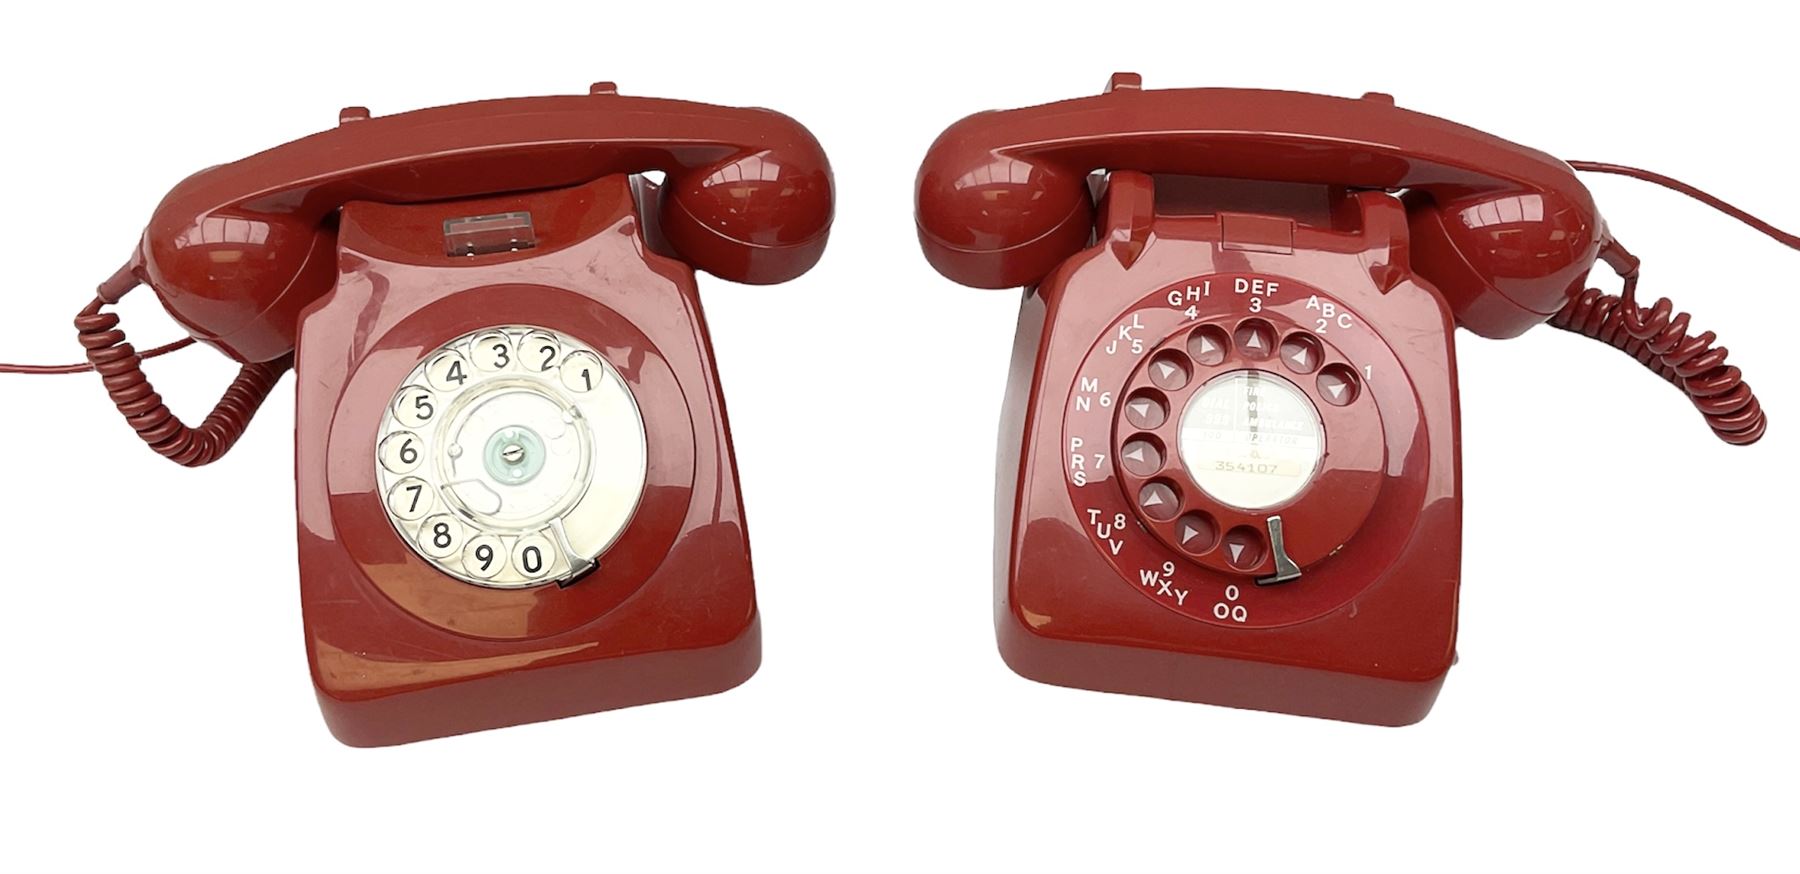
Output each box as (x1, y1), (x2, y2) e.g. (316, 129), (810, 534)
(914, 74), (1796, 724)
(4, 84), (833, 745)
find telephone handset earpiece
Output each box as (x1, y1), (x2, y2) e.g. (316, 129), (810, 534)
(916, 74), (1798, 444)
(37, 85), (832, 465)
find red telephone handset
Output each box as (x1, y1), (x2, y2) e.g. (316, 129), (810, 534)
(920, 79), (1600, 329)
(84, 84), (829, 466)
(28, 84), (833, 745)
(915, 74), (1794, 724)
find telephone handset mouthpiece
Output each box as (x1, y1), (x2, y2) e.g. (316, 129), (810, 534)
(39, 85), (835, 466)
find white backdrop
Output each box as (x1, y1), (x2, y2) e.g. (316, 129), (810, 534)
(1, 3), (1794, 872)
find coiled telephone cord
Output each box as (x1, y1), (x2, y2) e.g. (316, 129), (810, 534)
(40, 266), (291, 466)
(1550, 270), (1765, 444)
(1558, 161), (1800, 446)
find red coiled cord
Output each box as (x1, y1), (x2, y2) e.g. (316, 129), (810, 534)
(1549, 262), (1764, 444)
(29, 265), (292, 467)
(1556, 161), (1799, 446)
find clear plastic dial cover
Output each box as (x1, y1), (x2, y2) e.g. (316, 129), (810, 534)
(374, 325), (647, 588)
(1178, 370), (1325, 510)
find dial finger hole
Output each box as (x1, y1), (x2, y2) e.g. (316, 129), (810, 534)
(417, 514), (465, 559)
(1119, 435), (1165, 477)
(470, 331), (515, 371)
(1175, 512), (1219, 554)
(386, 477), (434, 521)
(426, 349), (472, 392)
(378, 431), (423, 474)
(1123, 390), (1167, 429)
(1234, 319), (1276, 360)
(1187, 324), (1229, 366)
(1138, 479), (1181, 521)
(521, 331), (561, 374)
(512, 533), (554, 580)
(1147, 351), (1190, 391)
(1317, 363), (1361, 406)
(392, 385), (437, 428)
(1278, 333), (1323, 375)
(462, 535), (506, 580)
(559, 350), (604, 393)
(1223, 525), (1266, 570)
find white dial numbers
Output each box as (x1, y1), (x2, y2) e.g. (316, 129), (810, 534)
(373, 325), (648, 589)
(470, 331), (514, 372)
(560, 351), (604, 393)
(386, 477), (435, 521)
(392, 386), (436, 428)
(418, 514), (465, 558)
(513, 533), (554, 581)
(522, 331), (561, 374)
(426, 350), (471, 392)
(463, 535), (505, 580)
(378, 432), (422, 474)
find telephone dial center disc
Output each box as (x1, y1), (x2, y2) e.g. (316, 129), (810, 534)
(375, 325), (647, 588)
(1178, 370), (1325, 510)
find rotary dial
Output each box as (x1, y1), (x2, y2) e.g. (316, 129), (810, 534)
(374, 325), (647, 588)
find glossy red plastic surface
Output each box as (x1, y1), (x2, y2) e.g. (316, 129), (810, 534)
(135, 86), (832, 363)
(295, 175), (759, 746)
(1095, 275), (1389, 599)
(916, 79), (1481, 724)
(999, 177), (1460, 725)
(1001, 174), (1460, 724)
(916, 75), (1603, 339)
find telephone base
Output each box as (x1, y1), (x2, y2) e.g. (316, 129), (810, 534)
(295, 174), (763, 746)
